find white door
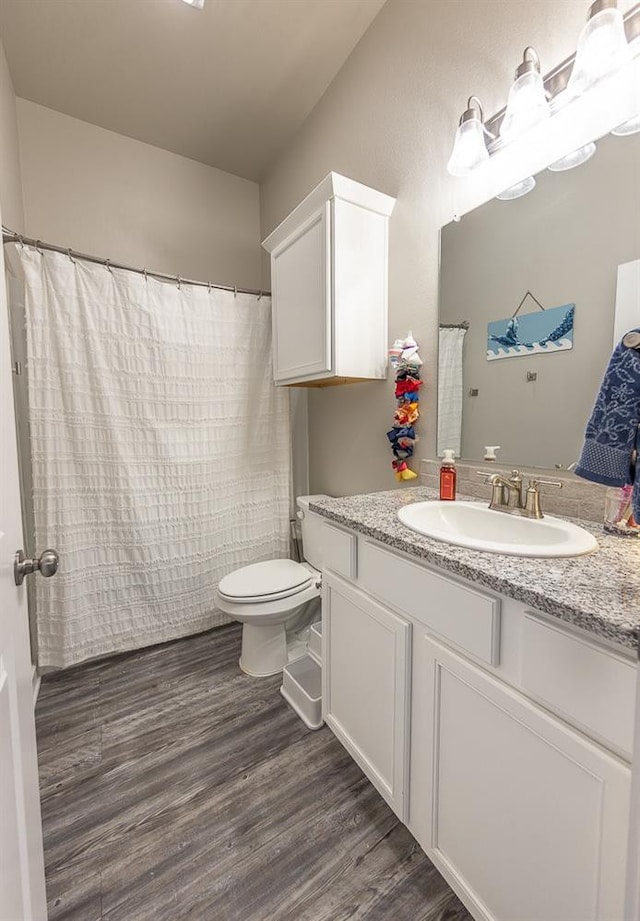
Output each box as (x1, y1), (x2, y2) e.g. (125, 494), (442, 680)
(0, 233), (47, 919)
(322, 572), (411, 821)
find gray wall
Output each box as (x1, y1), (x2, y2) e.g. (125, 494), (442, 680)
(16, 99), (262, 288)
(440, 131), (640, 469)
(260, 0), (634, 497)
(0, 38), (24, 231)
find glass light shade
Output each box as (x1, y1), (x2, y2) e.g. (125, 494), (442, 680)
(548, 142), (596, 171)
(568, 7), (631, 97)
(495, 176), (536, 201)
(612, 113), (640, 135)
(500, 71), (551, 141)
(447, 119), (489, 176)
(612, 67), (640, 135)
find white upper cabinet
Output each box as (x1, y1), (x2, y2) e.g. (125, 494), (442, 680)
(262, 173), (396, 387)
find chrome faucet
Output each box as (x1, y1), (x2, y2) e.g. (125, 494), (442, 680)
(476, 469), (562, 519)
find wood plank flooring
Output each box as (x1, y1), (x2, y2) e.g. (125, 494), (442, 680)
(36, 624), (473, 921)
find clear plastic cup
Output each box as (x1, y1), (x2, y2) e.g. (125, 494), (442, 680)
(603, 486), (640, 537)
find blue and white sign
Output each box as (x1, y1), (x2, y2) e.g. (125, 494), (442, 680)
(486, 304), (575, 361)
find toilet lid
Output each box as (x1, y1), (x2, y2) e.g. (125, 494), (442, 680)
(217, 559), (314, 603)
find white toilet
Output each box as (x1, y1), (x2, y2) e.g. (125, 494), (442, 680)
(215, 496), (324, 676)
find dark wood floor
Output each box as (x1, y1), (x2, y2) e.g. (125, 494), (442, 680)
(36, 624), (473, 921)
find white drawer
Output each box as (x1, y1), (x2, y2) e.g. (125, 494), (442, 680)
(305, 513), (357, 580)
(359, 540), (500, 666)
(521, 614), (637, 758)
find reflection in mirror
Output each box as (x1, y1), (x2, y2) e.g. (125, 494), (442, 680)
(438, 130), (640, 469)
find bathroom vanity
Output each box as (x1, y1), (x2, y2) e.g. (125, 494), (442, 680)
(307, 488), (639, 921)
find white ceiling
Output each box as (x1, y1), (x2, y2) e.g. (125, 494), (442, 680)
(0, 0), (386, 181)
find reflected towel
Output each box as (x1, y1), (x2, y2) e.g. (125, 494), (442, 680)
(437, 326), (467, 456)
(575, 331), (640, 520)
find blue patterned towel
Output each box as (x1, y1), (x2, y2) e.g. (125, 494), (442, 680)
(575, 331), (640, 521)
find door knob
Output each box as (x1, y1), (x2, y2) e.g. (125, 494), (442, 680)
(14, 549), (59, 586)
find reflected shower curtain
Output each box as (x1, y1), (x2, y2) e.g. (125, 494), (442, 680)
(437, 326), (467, 457)
(5, 244), (290, 668)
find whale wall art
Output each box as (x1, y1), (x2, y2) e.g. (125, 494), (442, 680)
(486, 303), (575, 361)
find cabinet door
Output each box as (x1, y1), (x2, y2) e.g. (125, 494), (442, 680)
(418, 635), (630, 921)
(270, 203), (332, 383)
(323, 573), (411, 821)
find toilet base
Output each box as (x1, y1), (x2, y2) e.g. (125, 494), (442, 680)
(239, 623), (288, 677)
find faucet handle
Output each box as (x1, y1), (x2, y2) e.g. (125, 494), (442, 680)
(529, 478), (563, 490)
(525, 478), (562, 519)
(476, 469), (499, 484)
(476, 470), (507, 510)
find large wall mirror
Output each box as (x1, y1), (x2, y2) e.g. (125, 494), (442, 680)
(438, 130), (640, 470)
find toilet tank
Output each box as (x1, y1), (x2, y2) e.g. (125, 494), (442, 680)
(296, 495), (329, 571)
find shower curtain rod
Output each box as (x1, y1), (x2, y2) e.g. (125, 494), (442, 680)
(1, 226), (271, 299)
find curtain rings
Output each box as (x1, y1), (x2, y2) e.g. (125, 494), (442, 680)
(207, 281), (212, 294)
(35, 240), (42, 255)
(66, 248), (76, 265)
(177, 275), (182, 291)
(257, 290), (263, 301)
(234, 286), (237, 298)
(105, 259), (113, 274)
(143, 268), (148, 283)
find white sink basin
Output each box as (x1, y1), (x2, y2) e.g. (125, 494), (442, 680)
(397, 501), (598, 558)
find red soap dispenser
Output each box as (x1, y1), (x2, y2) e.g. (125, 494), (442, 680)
(439, 450), (457, 501)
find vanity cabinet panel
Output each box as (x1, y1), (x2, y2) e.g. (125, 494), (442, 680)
(322, 572), (411, 821)
(262, 173), (395, 387)
(359, 540), (500, 666)
(521, 613), (636, 759)
(301, 509), (357, 580)
(417, 634), (630, 921)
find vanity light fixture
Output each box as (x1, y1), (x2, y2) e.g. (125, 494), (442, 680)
(548, 141), (597, 170)
(446, 97), (490, 176)
(500, 47), (550, 141)
(447, 0), (639, 200)
(495, 176), (536, 200)
(180, 0), (205, 8)
(568, 0), (631, 97)
(612, 50), (640, 134)
(612, 112), (640, 134)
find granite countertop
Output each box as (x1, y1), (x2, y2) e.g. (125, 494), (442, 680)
(309, 487), (640, 653)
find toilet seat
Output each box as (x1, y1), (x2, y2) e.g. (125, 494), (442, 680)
(217, 559), (315, 604)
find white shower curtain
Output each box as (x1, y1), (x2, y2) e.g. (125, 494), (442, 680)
(5, 244), (290, 668)
(437, 326), (467, 457)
